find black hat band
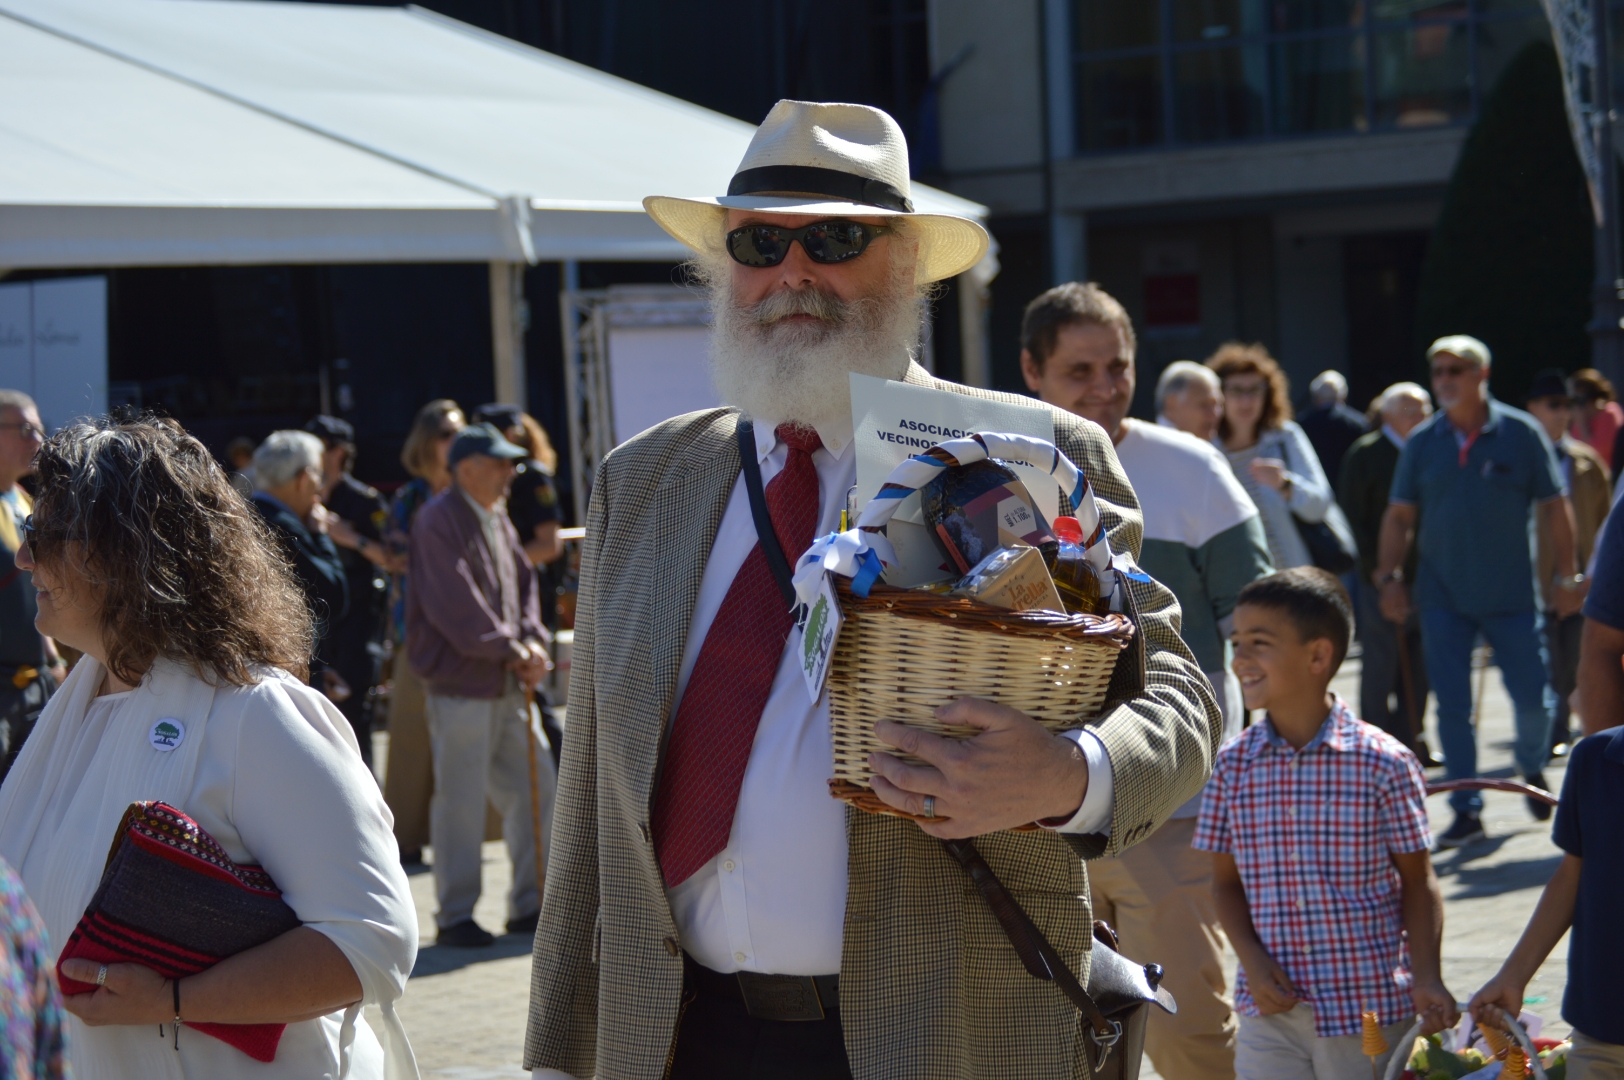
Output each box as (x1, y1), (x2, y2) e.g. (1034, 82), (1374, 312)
(727, 165), (914, 214)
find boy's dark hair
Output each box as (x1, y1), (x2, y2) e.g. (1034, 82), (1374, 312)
(1236, 567), (1354, 671)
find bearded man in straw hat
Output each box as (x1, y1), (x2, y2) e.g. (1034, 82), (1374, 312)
(523, 100), (1219, 1080)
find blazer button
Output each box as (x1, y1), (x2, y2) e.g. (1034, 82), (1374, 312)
(663, 936), (680, 957)
(639, 822), (651, 843)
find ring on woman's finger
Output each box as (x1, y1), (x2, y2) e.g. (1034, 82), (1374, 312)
(96, 965), (108, 987)
(923, 795), (936, 819)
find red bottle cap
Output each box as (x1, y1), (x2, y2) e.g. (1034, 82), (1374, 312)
(1051, 516), (1084, 544)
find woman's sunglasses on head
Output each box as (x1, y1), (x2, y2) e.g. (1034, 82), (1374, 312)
(726, 220), (892, 268)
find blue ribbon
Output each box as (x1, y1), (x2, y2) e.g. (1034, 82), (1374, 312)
(850, 547), (885, 597)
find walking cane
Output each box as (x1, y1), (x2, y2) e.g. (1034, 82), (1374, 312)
(1394, 627), (1424, 752)
(522, 684), (547, 905)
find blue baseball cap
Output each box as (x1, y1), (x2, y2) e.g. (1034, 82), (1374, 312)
(448, 422), (528, 467)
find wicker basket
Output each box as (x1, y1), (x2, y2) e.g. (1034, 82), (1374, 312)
(826, 577), (1134, 821)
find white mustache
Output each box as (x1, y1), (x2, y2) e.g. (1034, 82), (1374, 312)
(747, 287), (853, 326)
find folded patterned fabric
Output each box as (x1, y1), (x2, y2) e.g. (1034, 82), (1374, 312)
(56, 801), (302, 1063)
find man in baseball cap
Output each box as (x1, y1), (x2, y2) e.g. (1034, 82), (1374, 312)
(406, 420), (552, 949)
(526, 101), (1217, 1079)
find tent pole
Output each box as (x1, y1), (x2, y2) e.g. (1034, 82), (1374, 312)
(490, 260), (528, 407)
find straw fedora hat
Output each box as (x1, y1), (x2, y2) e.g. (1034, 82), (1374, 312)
(644, 100), (989, 285)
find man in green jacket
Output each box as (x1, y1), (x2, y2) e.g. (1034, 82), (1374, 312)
(1338, 382), (1433, 758)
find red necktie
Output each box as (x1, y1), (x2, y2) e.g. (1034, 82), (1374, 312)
(653, 424), (823, 888)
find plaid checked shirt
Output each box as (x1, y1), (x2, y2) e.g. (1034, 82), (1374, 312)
(1193, 696), (1432, 1036)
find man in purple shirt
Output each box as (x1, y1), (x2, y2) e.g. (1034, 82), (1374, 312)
(407, 422), (552, 948)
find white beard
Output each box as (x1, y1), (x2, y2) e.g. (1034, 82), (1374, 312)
(704, 263), (922, 434)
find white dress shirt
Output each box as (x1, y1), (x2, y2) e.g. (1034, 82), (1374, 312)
(534, 412), (1116, 1080)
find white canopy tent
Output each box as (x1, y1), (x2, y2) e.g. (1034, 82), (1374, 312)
(0, 0), (996, 404)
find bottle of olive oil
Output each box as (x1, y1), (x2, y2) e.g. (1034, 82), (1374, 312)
(1045, 516), (1110, 615)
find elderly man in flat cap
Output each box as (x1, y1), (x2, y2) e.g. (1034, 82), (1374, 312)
(524, 100), (1219, 1080)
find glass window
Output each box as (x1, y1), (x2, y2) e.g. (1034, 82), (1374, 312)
(1073, 0), (1160, 51)
(1077, 56), (1165, 149)
(1267, 0), (1364, 32)
(1272, 32), (1366, 133)
(1173, 0), (1269, 42)
(1371, 0), (1465, 21)
(1474, 16), (1553, 99)
(1067, 0), (1539, 152)
(1372, 19), (1472, 128)
(1174, 46), (1267, 141)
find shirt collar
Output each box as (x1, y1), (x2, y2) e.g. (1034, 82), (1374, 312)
(253, 491), (295, 517)
(1381, 423), (1406, 449)
(1155, 415), (1179, 430)
(1447, 398), (1503, 440)
(750, 414), (853, 461)
(458, 487), (503, 524)
(1249, 695), (1358, 757)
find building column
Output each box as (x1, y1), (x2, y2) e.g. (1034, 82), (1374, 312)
(1050, 211), (1087, 286)
(490, 261), (528, 407)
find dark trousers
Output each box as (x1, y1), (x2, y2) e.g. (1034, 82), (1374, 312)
(1356, 582), (1429, 749)
(329, 633), (381, 767)
(1543, 610), (1584, 746)
(670, 959), (852, 1080)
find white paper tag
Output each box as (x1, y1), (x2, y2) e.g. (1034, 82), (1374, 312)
(799, 572), (843, 702)
(149, 718), (185, 752)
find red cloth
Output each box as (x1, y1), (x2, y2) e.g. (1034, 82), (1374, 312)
(652, 424), (822, 888)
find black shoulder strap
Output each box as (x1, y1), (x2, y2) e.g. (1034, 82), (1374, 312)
(737, 417), (798, 609)
(942, 837), (1127, 1070)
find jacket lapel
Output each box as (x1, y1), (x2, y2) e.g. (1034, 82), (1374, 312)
(637, 411), (745, 793)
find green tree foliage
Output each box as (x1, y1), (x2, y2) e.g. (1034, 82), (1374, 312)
(1415, 41), (1594, 404)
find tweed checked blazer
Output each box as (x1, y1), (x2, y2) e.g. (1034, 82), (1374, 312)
(523, 363), (1221, 1080)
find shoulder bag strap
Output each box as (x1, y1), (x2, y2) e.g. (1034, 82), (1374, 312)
(941, 837), (1124, 1071)
(736, 417), (799, 609)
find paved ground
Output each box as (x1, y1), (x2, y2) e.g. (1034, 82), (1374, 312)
(367, 648), (1573, 1078)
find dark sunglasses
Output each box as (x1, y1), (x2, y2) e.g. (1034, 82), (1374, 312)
(726, 220), (893, 268)
(20, 515), (47, 561)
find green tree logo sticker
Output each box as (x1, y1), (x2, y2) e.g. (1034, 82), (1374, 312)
(149, 718), (185, 752)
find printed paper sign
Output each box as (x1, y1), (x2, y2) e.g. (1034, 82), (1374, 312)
(799, 573), (843, 701)
(850, 374), (1057, 586)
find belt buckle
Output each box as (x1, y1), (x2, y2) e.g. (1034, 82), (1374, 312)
(735, 971), (826, 1022)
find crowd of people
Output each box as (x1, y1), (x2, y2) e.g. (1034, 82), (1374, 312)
(1017, 273), (1624, 1075)
(0, 96), (1619, 1080)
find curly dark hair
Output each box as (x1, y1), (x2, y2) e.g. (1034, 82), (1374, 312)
(1206, 341), (1294, 442)
(30, 416), (315, 686)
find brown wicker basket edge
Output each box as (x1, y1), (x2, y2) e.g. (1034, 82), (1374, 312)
(833, 577), (1136, 644)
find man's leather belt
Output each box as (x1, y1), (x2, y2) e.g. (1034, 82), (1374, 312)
(683, 954), (838, 1022)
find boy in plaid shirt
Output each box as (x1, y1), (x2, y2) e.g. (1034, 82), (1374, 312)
(1195, 568), (1458, 1078)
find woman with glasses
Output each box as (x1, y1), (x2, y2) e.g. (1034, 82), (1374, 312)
(0, 416), (416, 1079)
(1207, 343), (1341, 571)
(382, 400), (465, 865)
